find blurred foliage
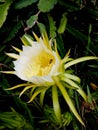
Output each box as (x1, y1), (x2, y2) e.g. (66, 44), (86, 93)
(0, 0), (98, 129)
(0, 109), (34, 130)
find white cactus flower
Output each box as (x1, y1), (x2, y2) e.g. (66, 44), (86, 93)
(12, 37), (60, 85)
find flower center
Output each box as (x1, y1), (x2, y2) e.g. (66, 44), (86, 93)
(25, 50), (55, 77)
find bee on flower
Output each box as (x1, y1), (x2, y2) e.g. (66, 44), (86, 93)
(2, 32), (98, 126)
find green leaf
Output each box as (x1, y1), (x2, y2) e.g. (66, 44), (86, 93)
(37, 22), (46, 35)
(56, 35), (66, 58)
(5, 21), (22, 42)
(62, 112), (72, 126)
(21, 34), (34, 46)
(52, 85), (61, 124)
(61, 77), (87, 101)
(26, 14), (38, 27)
(19, 85), (34, 97)
(5, 83), (30, 90)
(43, 105), (59, 124)
(64, 56), (98, 69)
(0, 111), (25, 128)
(0, 0), (13, 28)
(38, 0), (57, 12)
(58, 13), (67, 34)
(40, 89), (47, 106)
(48, 14), (57, 38)
(28, 87), (48, 103)
(14, 0), (38, 9)
(63, 73), (81, 83)
(53, 76), (85, 126)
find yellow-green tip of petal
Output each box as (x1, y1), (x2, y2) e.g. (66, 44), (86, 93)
(12, 46), (22, 52)
(6, 53), (19, 59)
(33, 32), (40, 42)
(1, 71), (15, 74)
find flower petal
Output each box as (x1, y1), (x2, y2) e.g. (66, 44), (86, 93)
(1, 71), (15, 74)
(6, 53), (19, 59)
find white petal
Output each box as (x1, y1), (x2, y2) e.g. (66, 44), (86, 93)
(21, 44), (41, 57)
(28, 76), (54, 85)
